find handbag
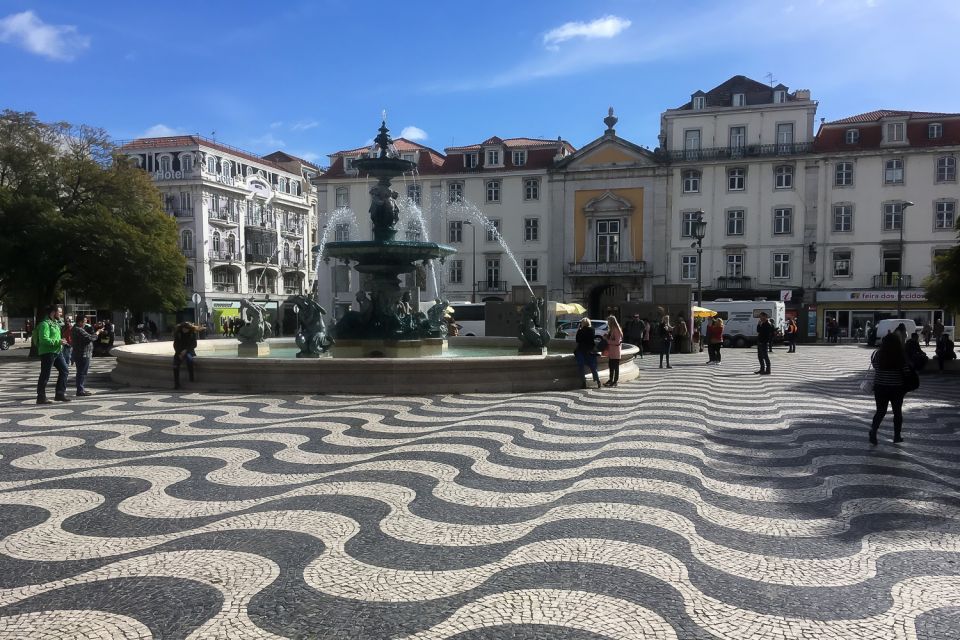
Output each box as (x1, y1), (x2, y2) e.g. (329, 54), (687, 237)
(858, 366), (874, 394)
(903, 366), (920, 393)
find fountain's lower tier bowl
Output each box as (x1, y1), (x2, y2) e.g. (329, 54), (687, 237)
(324, 240), (456, 268)
(110, 337), (640, 394)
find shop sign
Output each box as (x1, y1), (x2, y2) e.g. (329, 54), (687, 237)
(816, 289), (927, 302)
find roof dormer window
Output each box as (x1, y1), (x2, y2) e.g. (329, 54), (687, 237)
(512, 150), (527, 166)
(486, 149), (501, 166)
(732, 93), (745, 107)
(345, 157), (357, 171)
(885, 121), (905, 144)
(401, 153), (416, 162)
(929, 123), (943, 139)
(464, 152), (478, 169)
(692, 96), (705, 110)
(845, 129), (860, 144)
(773, 90), (786, 103)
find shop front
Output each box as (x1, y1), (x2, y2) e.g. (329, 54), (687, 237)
(210, 299), (280, 336)
(815, 289), (952, 340)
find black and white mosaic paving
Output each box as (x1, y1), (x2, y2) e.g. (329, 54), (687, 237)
(0, 345), (958, 639)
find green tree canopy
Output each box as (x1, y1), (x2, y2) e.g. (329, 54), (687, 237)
(924, 224), (960, 313)
(0, 110), (185, 315)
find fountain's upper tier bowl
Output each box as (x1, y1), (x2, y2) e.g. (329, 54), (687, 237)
(352, 156), (417, 179)
(325, 240), (456, 270)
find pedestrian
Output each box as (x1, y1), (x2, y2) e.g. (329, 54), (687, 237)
(35, 304), (71, 404)
(71, 315), (101, 396)
(603, 315), (623, 387)
(905, 332), (929, 371)
(173, 322), (200, 390)
(706, 317), (724, 364)
(933, 319), (945, 342)
(869, 333), (916, 445)
(674, 315), (688, 354)
(148, 319), (158, 341)
(755, 312), (773, 375)
(920, 322), (933, 346)
(574, 317), (601, 389)
(785, 318), (798, 353)
(935, 333), (956, 371)
(624, 314), (644, 358)
(641, 318), (651, 355)
(894, 323), (908, 345)
(61, 316), (74, 366)
(658, 313), (673, 369)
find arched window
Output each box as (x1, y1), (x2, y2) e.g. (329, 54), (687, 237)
(207, 156), (217, 173)
(221, 160), (231, 177)
(278, 177), (287, 193)
(212, 231), (221, 253)
(181, 230), (194, 251)
(159, 155), (172, 172)
(293, 244), (302, 265)
(181, 154), (193, 173)
(226, 233), (236, 256)
(283, 241), (291, 264)
(184, 267), (193, 288)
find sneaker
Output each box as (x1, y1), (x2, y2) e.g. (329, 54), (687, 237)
(53, 395), (72, 402)
(37, 398), (53, 405)
(76, 390), (93, 396)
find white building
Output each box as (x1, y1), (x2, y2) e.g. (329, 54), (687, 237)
(121, 136), (316, 333)
(810, 109), (959, 335)
(658, 75), (818, 316)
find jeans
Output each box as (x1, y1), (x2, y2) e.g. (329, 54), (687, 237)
(173, 351), (196, 387)
(607, 359), (620, 383)
(757, 341), (771, 372)
(708, 343), (722, 362)
(659, 340), (672, 367)
(575, 351), (599, 385)
(75, 355), (90, 393)
(871, 386), (904, 439)
(38, 352), (68, 399)
(61, 344), (72, 366)
(787, 336), (796, 352)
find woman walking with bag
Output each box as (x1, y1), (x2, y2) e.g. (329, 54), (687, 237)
(603, 315), (623, 387)
(574, 318), (602, 389)
(868, 333), (918, 445)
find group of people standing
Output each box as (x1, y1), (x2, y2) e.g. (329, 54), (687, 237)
(35, 305), (108, 403)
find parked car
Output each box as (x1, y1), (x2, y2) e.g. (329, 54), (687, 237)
(874, 318), (920, 342)
(0, 328), (15, 350)
(557, 319), (608, 339)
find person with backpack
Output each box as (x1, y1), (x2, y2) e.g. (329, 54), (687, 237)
(658, 313), (674, 369)
(869, 333), (918, 445)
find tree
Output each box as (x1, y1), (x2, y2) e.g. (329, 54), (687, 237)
(0, 110), (185, 322)
(924, 225), (960, 312)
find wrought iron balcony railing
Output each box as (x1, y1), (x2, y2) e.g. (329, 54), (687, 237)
(476, 280), (508, 293)
(873, 273), (912, 288)
(209, 249), (238, 261)
(209, 210), (239, 224)
(716, 276), (752, 290)
(565, 261), (647, 276)
(658, 142), (813, 163)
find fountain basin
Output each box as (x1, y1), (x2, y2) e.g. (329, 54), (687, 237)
(324, 240), (455, 268)
(111, 337), (640, 394)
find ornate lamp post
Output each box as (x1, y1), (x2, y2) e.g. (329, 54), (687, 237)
(463, 220), (477, 303)
(897, 201), (914, 317)
(691, 210), (707, 352)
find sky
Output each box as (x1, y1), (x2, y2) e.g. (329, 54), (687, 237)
(2, 0), (959, 166)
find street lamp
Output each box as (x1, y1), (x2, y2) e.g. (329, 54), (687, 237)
(691, 210), (707, 352)
(462, 220), (477, 303)
(897, 200), (915, 317)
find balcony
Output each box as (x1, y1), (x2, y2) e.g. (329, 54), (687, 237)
(281, 224), (304, 237)
(566, 261), (647, 276)
(476, 280), (508, 293)
(181, 248), (196, 258)
(246, 253), (276, 265)
(282, 258), (305, 269)
(658, 142), (813, 163)
(873, 273), (912, 289)
(245, 217), (277, 228)
(212, 283), (238, 293)
(209, 249), (238, 262)
(716, 276), (752, 290)
(164, 207), (193, 218)
(209, 210), (239, 225)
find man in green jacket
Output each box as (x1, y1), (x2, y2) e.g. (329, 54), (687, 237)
(35, 304), (71, 404)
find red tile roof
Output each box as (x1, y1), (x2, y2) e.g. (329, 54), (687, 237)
(825, 110), (960, 125)
(321, 138), (446, 179)
(815, 111), (960, 152)
(445, 137), (572, 152)
(119, 135), (291, 172)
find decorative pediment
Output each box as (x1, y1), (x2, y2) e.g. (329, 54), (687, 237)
(584, 191), (634, 215)
(556, 137), (658, 171)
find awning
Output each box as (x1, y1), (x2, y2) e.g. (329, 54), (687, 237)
(555, 302), (587, 315)
(692, 306), (718, 318)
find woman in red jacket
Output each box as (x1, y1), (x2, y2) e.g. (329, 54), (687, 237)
(706, 317), (724, 364)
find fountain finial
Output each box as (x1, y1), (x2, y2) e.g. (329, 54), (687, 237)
(374, 120), (393, 159)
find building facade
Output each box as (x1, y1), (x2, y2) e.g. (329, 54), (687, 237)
(120, 136), (316, 333)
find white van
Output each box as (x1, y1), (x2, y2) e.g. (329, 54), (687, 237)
(448, 302), (485, 336)
(704, 300), (786, 348)
(874, 318), (920, 342)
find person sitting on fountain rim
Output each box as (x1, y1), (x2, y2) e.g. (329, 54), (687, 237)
(173, 322), (201, 390)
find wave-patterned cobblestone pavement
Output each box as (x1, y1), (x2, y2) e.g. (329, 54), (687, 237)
(0, 346), (958, 639)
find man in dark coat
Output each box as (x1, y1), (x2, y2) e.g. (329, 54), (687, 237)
(755, 312), (774, 375)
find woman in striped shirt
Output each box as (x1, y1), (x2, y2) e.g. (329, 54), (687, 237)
(869, 333), (911, 445)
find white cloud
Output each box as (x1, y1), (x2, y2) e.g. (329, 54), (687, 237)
(290, 119), (319, 131)
(543, 15), (631, 50)
(0, 10), (90, 61)
(400, 126), (428, 141)
(269, 121), (284, 129)
(142, 124), (186, 138)
(252, 133), (286, 148)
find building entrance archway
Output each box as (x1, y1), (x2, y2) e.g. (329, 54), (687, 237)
(588, 284), (626, 320)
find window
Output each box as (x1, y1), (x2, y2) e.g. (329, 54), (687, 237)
(213, 268), (235, 289)
(773, 207), (793, 234)
(935, 200), (956, 229)
(283, 242), (291, 264)
(407, 183), (421, 205)
(524, 178), (540, 201)
(345, 157), (357, 171)
(464, 153), (478, 169)
(774, 165), (794, 189)
(883, 201), (905, 230)
(833, 250), (851, 277)
(278, 177), (287, 193)
(833, 204), (853, 232)
(335, 186), (349, 208)
(184, 267), (193, 288)
(726, 209), (744, 235)
(212, 231), (221, 253)
(936, 156), (957, 182)
(886, 121), (905, 143)
(727, 167), (745, 191)
(181, 154), (193, 172)
(181, 230), (194, 254)
(732, 93), (745, 106)
(729, 126), (746, 150)
(512, 150), (527, 166)
(845, 129), (860, 144)
(773, 253), (791, 279)
(773, 90), (786, 103)
(523, 258), (539, 282)
(486, 149), (500, 166)
(485, 258), (500, 285)
(684, 129), (701, 159)
(884, 158), (904, 184)
(776, 123), (794, 151)
(485, 219), (501, 242)
(693, 96), (705, 109)
(448, 181), (464, 203)
(401, 153), (415, 162)
(682, 169), (701, 193)
(206, 156), (217, 173)
(524, 217), (539, 241)
(160, 155), (171, 172)
(835, 161), (854, 186)
(334, 223), (350, 242)
(726, 254), (743, 277)
(226, 233), (236, 255)
(449, 260), (463, 284)
(448, 220), (463, 243)
(929, 123), (943, 139)
(681, 255), (698, 280)
(180, 191), (192, 212)
(485, 179), (501, 203)
(221, 160), (231, 177)
(681, 211), (699, 237)
(405, 220), (422, 242)
(596, 219), (620, 262)
(933, 249), (950, 275)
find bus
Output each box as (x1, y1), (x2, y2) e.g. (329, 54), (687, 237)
(448, 302), (485, 336)
(703, 299), (786, 347)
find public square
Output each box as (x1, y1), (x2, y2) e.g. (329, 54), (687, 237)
(0, 345), (958, 639)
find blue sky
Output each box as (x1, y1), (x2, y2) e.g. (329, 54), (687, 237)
(2, 0), (958, 165)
